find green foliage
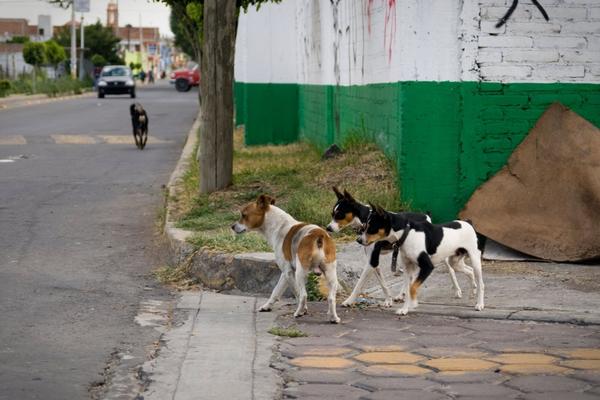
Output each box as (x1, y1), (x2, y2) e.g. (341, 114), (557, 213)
(188, 229), (270, 253)
(7, 36), (29, 44)
(91, 54), (107, 67)
(23, 42), (46, 67)
(3, 75), (91, 97)
(54, 21), (122, 65)
(36, 77), (90, 97)
(239, 0), (282, 12)
(268, 326), (307, 338)
(0, 80), (11, 97)
(44, 40), (67, 67)
(306, 273), (325, 301)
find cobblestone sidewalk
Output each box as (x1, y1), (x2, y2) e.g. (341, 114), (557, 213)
(272, 302), (600, 400)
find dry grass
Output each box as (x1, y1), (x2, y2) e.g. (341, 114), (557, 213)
(175, 127), (404, 252)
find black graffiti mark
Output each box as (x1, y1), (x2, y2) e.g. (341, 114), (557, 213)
(495, 0), (549, 29)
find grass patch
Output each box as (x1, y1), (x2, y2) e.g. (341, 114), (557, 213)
(268, 326), (308, 338)
(175, 126), (404, 253)
(188, 229), (271, 253)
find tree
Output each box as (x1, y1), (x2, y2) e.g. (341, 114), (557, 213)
(91, 54), (107, 67)
(7, 36), (29, 44)
(54, 21), (123, 65)
(44, 39), (67, 69)
(157, 0), (280, 193)
(169, 3), (203, 62)
(23, 42), (46, 92)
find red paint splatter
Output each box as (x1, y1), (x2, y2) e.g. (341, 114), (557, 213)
(366, 0), (374, 35)
(384, 0), (397, 62)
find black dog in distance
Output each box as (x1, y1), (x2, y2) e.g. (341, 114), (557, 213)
(130, 103), (148, 150)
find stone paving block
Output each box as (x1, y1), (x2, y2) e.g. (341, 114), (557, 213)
(360, 364), (431, 376)
(283, 383), (368, 399)
(570, 371), (600, 384)
(522, 392), (600, 400)
(415, 347), (491, 359)
(468, 329), (534, 343)
(429, 372), (507, 384)
(475, 342), (541, 353)
(424, 358), (498, 372)
(284, 369), (361, 384)
(487, 353), (558, 365)
(354, 351), (424, 364)
(535, 336), (600, 348)
(445, 382), (522, 397)
(281, 345), (354, 358)
(289, 356), (356, 369)
(557, 348), (600, 360)
(344, 330), (416, 344)
(505, 375), (590, 393)
(360, 389), (450, 400)
(412, 335), (480, 349)
(352, 377), (442, 391)
(406, 325), (473, 337)
(283, 337), (353, 347)
(561, 359), (600, 370)
(499, 364), (571, 375)
(353, 344), (407, 352)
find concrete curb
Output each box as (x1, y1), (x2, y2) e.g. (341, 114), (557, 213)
(162, 114), (282, 295)
(0, 91), (94, 111)
(414, 303), (600, 326)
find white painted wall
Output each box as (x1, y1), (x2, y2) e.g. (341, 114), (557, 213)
(235, 0), (600, 84)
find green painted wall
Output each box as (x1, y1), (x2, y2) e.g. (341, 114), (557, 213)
(236, 80), (600, 221)
(239, 83), (299, 146)
(234, 81), (246, 126)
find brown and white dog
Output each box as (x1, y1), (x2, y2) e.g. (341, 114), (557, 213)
(232, 194), (341, 323)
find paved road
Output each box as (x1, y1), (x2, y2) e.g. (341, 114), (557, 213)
(0, 83), (199, 399)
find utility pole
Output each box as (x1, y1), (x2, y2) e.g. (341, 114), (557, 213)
(70, 2), (76, 79)
(79, 14), (84, 80)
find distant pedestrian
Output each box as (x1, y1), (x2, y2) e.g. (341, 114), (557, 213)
(139, 70), (146, 83)
(148, 69), (154, 84)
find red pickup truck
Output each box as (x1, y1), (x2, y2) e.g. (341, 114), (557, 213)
(170, 62), (200, 92)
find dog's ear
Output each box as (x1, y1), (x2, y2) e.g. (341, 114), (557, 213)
(332, 186), (344, 200)
(257, 194), (275, 209)
(343, 189), (356, 203)
(374, 204), (387, 217)
(368, 202), (381, 216)
(130, 103), (136, 116)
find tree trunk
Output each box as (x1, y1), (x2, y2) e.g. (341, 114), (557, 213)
(198, 0), (236, 193)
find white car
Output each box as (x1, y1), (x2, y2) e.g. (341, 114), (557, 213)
(97, 65), (136, 98)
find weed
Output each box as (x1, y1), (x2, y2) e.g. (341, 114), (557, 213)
(268, 326), (308, 338)
(306, 272), (325, 301)
(154, 263), (198, 289)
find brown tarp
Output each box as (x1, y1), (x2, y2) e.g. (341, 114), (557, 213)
(460, 103), (600, 262)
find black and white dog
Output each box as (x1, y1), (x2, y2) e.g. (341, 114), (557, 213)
(357, 204), (484, 316)
(326, 187), (475, 307)
(130, 103), (148, 150)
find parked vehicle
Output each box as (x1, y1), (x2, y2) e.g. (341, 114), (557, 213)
(170, 62), (200, 92)
(97, 65), (136, 98)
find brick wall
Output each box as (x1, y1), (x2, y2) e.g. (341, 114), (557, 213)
(476, 0), (600, 82)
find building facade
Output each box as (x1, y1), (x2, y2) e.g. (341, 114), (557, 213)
(234, 0), (600, 220)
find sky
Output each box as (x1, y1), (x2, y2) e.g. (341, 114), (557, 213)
(0, 0), (173, 37)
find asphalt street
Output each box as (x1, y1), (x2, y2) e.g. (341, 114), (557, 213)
(0, 82), (199, 399)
